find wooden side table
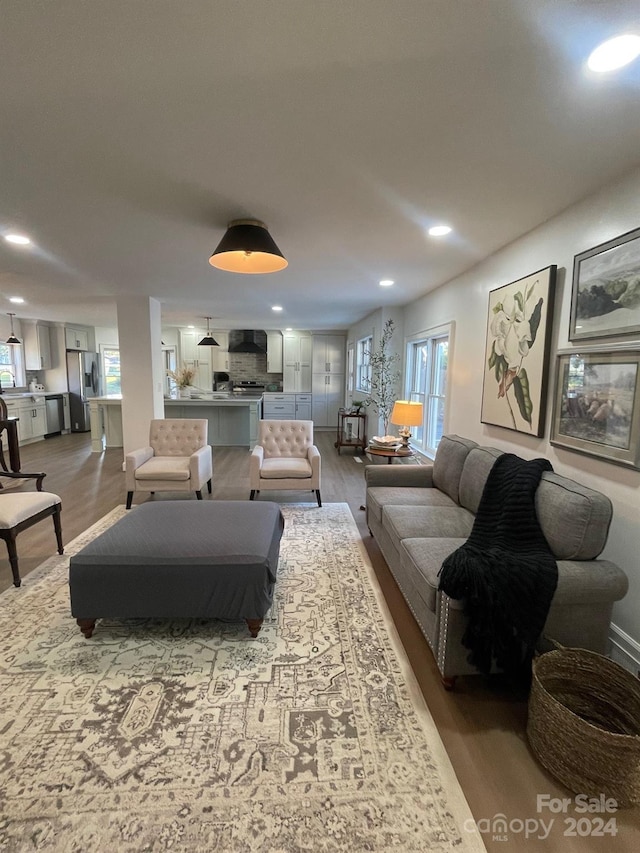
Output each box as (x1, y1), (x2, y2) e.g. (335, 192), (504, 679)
(335, 409), (367, 454)
(366, 445), (414, 464)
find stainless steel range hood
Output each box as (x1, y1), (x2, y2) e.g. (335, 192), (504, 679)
(228, 330), (267, 354)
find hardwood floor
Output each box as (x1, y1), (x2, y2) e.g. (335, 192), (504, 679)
(4, 430), (639, 851)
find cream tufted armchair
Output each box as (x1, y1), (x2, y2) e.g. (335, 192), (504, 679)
(125, 419), (212, 509)
(250, 420), (321, 506)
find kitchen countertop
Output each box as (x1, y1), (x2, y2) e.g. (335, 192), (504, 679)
(165, 393), (263, 403)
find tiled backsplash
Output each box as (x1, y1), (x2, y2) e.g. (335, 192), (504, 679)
(228, 352), (282, 388)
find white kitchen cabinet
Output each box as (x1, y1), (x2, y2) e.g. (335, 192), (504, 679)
(311, 334), (345, 426)
(295, 393), (312, 420)
(210, 331), (230, 372)
(312, 373), (344, 427)
(262, 393), (295, 419)
(6, 397), (47, 443)
(283, 332), (312, 392)
(267, 332), (283, 373)
(312, 334), (345, 374)
(65, 327), (90, 351)
(24, 322), (52, 370)
(179, 329), (212, 391)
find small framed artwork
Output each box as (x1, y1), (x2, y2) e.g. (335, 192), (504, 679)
(570, 226), (640, 341)
(481, 265), (557, 436)
(550, 350), (640, 469)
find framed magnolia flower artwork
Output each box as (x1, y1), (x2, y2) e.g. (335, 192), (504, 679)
(481, 265), (557, 436)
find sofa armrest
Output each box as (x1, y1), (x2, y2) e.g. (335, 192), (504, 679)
(365, 464), (434, 488)
(249, 445), (264, 488)
(189, 444), (213, 486)
(125, 446), (154, 489)
(308, 445), (321, 479)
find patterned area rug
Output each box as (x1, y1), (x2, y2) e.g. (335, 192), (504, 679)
(0, 503), (485, 852)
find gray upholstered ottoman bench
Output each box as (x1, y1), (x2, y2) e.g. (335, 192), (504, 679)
(69, 501), (284, 639)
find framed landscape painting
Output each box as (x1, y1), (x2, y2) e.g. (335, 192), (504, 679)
(550, 350), (640, 469)
(481, 266), (556, 436)
(570, 226), (640, 341)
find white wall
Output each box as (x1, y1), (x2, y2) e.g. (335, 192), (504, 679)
(401, 165), (640, 651)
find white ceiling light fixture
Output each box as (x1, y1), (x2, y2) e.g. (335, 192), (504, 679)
(9, 297), (25, 303)
(588, 34), (640, 72)
(428, 225), (452, 237)
(197, 317), (219, 347)
(209, 219), (288, 274)
(272, 305), (283, 312)
(6, 312), (21, 345)
(4, 234), (31, 245)
(379, 279), (394, 287)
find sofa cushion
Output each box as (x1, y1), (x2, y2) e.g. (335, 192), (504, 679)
(382, 505), (474, 554)
(260, 457), (312, 479)
(367, 486), (457, 525)
(432, 435), (478, 503)
(458, 446), (503, 513)
(134, 457), (191, 481)
(400, 537), (468, 612)
(535, 472), (613, 559)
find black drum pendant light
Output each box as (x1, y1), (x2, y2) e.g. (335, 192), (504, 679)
(197, 317), (219, 347)
(209, 219), (288, 274)
(6, 313), (21, 345)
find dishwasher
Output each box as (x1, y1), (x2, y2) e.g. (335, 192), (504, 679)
(45, 394), (64, 437)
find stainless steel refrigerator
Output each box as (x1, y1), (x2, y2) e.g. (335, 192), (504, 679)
(66, 351), (99, 431)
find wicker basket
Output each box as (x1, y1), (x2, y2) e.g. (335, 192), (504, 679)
(527, 646), (640, 806)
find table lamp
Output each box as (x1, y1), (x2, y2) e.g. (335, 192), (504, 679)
(390, 400), (424, 447)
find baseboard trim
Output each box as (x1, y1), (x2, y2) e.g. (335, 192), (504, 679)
(609, 623), (640, 675)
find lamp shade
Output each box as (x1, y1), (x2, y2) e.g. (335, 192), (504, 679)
(390, 400), (423, 427)
(6, 312), (21, 345)
(197, 317), (219, 347)
(209, 219), (288, 274)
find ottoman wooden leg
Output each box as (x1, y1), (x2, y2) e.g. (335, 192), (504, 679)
(77, 618), (97, 638)
(246, 618), (263, 638)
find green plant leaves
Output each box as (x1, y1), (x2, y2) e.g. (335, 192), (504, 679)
(513, 368), (533, 425)
(529, 297), (543, 345)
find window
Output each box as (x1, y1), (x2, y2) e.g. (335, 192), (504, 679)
(0, 343), (24, 390)
(101, 346), (121, 395)
(356, 335), (372, 393)
(346, 343), (354, 395)
(405, 326), (450, 456)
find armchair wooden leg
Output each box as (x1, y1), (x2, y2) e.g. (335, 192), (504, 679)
(250, 490), (256, 500)
(52, 505), (64, 555)
(4, 533), (21, 587)
(126, 491), (134, 509)
(315, 490), (322, 507)
(195, 490), (203, 500)
(207, 479), (212, 494)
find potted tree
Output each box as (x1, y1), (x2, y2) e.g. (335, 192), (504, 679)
(364, 319), (401, 435)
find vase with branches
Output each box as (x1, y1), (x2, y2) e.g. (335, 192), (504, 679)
(168, 364), (196, 396)
(364, 319), (401, 435)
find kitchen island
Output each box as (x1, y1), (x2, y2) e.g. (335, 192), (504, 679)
(89, 394), (263, 452)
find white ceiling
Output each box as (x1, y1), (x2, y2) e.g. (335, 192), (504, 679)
(1, 0), (639, 331)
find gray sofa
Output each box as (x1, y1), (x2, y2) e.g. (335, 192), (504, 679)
(365, 434), (629, 687)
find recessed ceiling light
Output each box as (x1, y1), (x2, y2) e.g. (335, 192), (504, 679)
(285, 327), (292, 331)
(9, 296), (25, 303)
(379, 279), (394, 287)
(588, 34), (640, 72)
(272, 305), (283, 312)
(428, 225), (452, 237)
(187, 324), (194, 329)
(4, 234), (31, 245)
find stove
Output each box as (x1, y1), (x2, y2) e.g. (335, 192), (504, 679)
(233, 381), (265, 393)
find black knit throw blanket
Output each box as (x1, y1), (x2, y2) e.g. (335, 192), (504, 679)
(438, 453), (558, 676)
